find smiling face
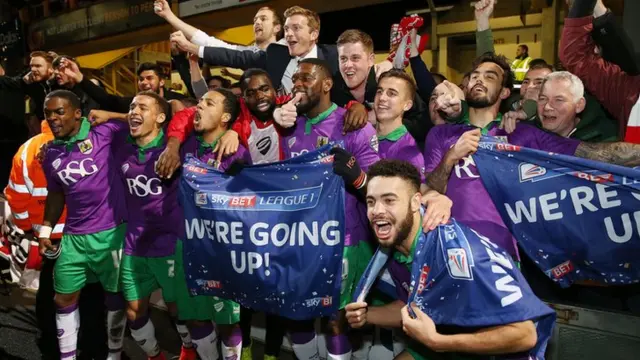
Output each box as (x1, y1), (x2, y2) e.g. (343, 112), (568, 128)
(44, 96), (82, 139)
(374, 76), (413, 123)
(128, 94), (165, 138)
(194, 91), (231, 133)
(284, 14), (318, 57)
(466, 62), (507, 109)
(244, 74), (276, 119)
(521, 67), (552, 97)
(537, 77), (585, 137)
(137, 70), (164, 93)
(291, 62), (331, 114)
(338, 41), (374, 90)
(366, 176), (420, 248)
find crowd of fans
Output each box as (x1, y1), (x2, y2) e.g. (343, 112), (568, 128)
(0, 0), (639, 359)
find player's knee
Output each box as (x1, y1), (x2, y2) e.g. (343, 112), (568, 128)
(54, 292), (80, 308)
(166, 302), (178, 318)
(125, 300), (148, 321)
(322, 313), (346, 336)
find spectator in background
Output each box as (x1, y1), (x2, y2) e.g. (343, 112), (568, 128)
(0, 60), (28, 189)
(561, 0), (639, 143)
(51, 56), (100, 116)
(206, 75), (231, 90)
(511, 44), (532, 82)
(230, 82), (242, 97)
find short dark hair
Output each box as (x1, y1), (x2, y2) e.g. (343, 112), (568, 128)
(136, 62), (163, 78)
(528, 58), (554, 72)
(136, 90), (170, 117)
(367, 160), (421, 194)
(431, 73), (447, 85)
(240, 68), (271, 91)
(207, 75), (231, 89)
(298, 58), (332, 79)
(518, 44), (529, 53)
(45, 89), (82, 110)
(213, 88), (240, 127)
(230, 82), (242, 90)
(472, 52), (514, 90)
(377, 69), (416, 101)
(180, 97), (198, 108)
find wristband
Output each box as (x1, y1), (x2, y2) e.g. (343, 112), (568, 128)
(345, 100), (360, 110)
(38, 225), (53, 239)
(353, 172), (367, 190)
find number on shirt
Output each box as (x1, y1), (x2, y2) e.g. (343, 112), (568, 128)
(167, 260), (175, 278)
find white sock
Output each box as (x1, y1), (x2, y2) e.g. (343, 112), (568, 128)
(176, 322), (194, 348)
(56, 304), (80, 359)
(292, 334), (320, 360)
(351, 335), (373, 360)
(130, 319), (161, 357)
(192, 331), (219, 360)
(327, 352), (351, 360)
(221, 340), (242, 360)
(107, 309), (127, 359)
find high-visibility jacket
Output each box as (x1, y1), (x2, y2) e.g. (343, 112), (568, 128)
(3, 120), (66, 266)
(511, 56), (532, 82)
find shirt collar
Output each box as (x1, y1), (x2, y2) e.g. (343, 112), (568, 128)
(197, 131), (227, 158)
(378, 124), (408, 142)
(462, 112), (503, 135)
(305, 103), (337, 135)
(296, 45), (318, 61)
(127, 130), (165, 162)
(393, 224), (422, 265)
(52, 117), (91, 151)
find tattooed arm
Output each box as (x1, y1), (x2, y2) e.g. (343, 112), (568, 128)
(425, 128), (482, 193)
(575, 142), (640, 167)
(425, 157), (458, 194)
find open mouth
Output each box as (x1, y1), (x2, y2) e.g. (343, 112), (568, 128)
(373, 219), (392, 239)
(287, 40), (298, 48)
(472, 85), (487, 93)
(257, 100), (271, 112)
(129, 117), (143, 130)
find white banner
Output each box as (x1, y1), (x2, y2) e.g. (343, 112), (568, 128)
(179, 0), (266, 18)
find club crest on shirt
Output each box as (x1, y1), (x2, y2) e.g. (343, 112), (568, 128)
(288, 137), (296, 148)
(369, 135), (379, 152)
(78, 139), (93, 154)
(195, 192), (208, 206)
(121, 163), (130, 174)
(494, 136), (508, 143)
(52, 158), (62, 170)
(317, 136), (329, 148)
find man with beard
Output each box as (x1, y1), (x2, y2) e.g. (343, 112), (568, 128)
(346, 159), (543, 360)
(60, 59), (185, 114)
(423, 53), (640, 261)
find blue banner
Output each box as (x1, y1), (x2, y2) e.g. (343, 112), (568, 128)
(179, 146), (345, 320)
(355, 220), (555, 359)
(474, 138), (640, 288)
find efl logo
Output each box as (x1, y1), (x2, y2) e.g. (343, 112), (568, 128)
(572, 171), (613, 184)
(496, 143), (521, 152)
(322, 296), (333, 307)
(186, 165), (207, 174)
(519, 163), (547, 182)
(229, 195), (257, 208)
(551, 261), (574, 279)
(447, 248), (472, 280)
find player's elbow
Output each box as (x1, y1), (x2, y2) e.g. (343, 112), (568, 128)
(512, 320), (537, 352)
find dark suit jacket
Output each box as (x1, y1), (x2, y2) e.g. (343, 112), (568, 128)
(202, 43), (339, 93)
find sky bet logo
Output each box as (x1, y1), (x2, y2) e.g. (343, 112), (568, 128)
(198, 185), (323, 212)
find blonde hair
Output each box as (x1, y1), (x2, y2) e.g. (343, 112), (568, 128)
(337, 29), (374, 54)
(283, 6), (320, 33)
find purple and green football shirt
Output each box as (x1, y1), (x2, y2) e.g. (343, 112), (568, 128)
(43, 119), (128, 235)
(423, 122), (580, 259)
(378, 124), (425, 182)
(114, 130), (183, 257)
(283, 104), (380, 246)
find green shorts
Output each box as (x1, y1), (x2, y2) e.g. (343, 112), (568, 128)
(405, 344), (492, 360)
(339, 241), (375, 309)
(173, 240), (240, 324)
(54, 224), (126, 294)
(121, 253), (177, 303)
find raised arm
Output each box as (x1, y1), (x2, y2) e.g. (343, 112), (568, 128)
(475, 0), (496, 56)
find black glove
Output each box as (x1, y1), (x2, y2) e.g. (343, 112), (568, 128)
(330, 147), (366, 189)
(225, 160), (248, 176)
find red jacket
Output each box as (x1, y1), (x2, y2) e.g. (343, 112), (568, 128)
(559, 16), (640, 143)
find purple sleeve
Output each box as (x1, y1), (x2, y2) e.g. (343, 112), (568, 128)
(42, 152), (62, 193)
(407, 149), (426, 183)
(347, 123), (380, 171)
(423, 126), (447, 174)
(241, 146), (253, 165)
(515, 124), (580, 155)
(97, 120), (129, 145)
